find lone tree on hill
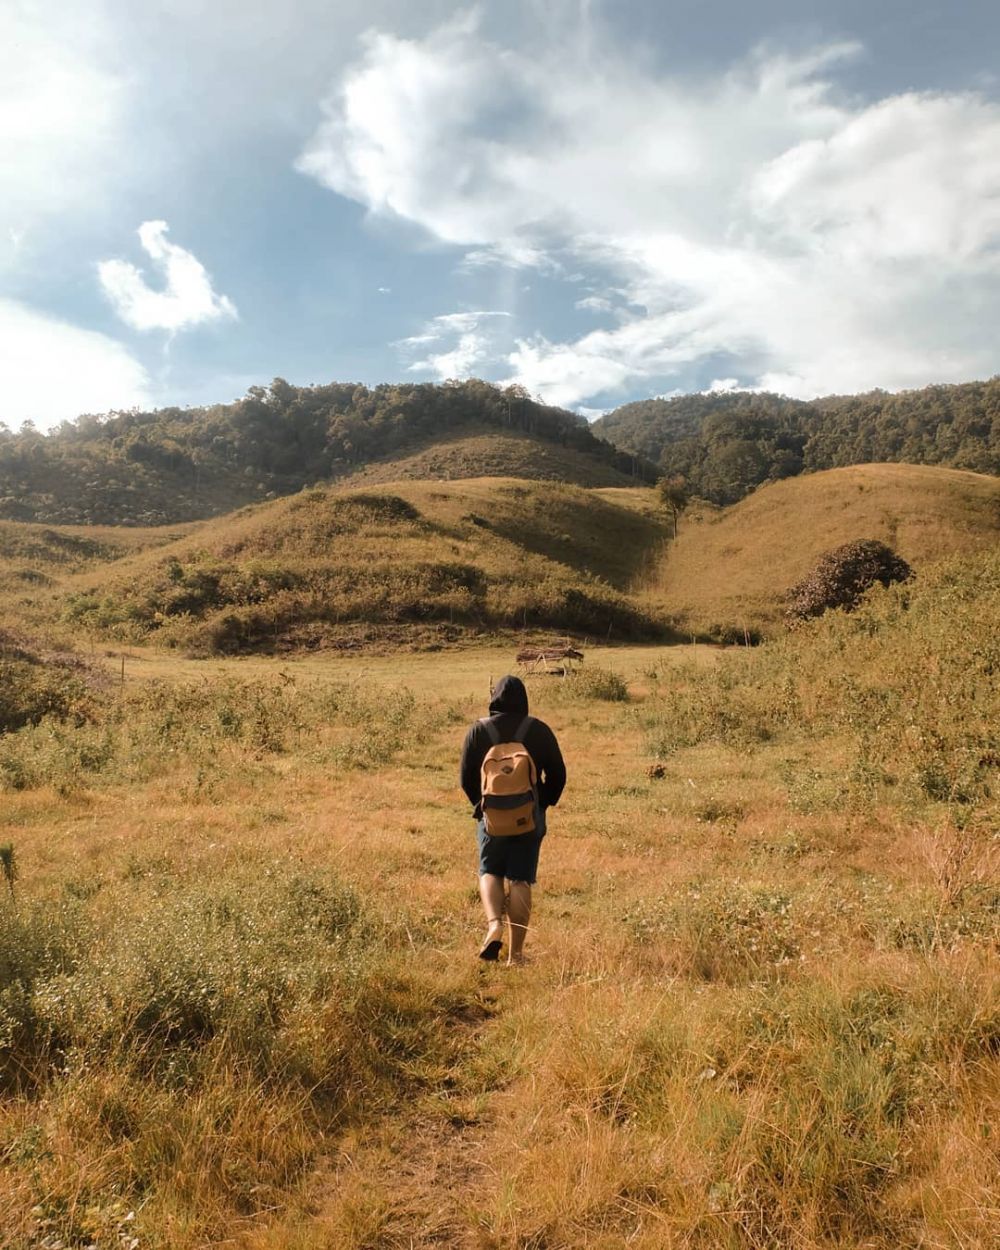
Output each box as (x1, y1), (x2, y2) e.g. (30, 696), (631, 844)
(785, 539), (913, 623)
(657, 474), (690, 539)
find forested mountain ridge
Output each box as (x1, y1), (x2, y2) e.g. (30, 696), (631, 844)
(7, 373), (1000, 525)
(593, 391), (811, 463)
(593, 378), (1000, 504)
(0, 378), (656, 526)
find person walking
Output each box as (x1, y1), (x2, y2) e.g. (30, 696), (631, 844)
(459, 675), (566, 965)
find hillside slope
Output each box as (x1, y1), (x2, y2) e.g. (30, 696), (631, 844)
(648, 463), (1000, 635)
(49, 479), (670, 652)
(0, 520), (199, 600)
(339, 430), (642, 488)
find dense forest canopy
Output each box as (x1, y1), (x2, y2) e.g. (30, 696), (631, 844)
(4, 374), (1000, 525)
(0, 379), (655, 525)
(593, 380), (1000, 504)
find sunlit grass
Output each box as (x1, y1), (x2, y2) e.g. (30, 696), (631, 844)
(647, 462), (1000, 636)
(0, 550), (997, 1247)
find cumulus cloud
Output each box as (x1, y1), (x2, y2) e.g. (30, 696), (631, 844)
(298, 15), (1000, 404)
(0, 300), (150, 431)
(398, 309), (511, 381)
(98, 221), (238, 333)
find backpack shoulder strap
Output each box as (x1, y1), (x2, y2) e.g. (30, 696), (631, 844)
(512, 715), (534, 744)
(480, 717), (501, 745)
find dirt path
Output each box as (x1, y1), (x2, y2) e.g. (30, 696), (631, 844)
(310, 982), (507, 1249)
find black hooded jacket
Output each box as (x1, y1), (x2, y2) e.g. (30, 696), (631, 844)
(459, 675), (566, 818)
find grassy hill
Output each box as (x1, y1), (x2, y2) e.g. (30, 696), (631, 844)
(7, 461), (997, 655)
(339, 429), (642, 488)
(30, 479), (670, 652)
(0, 519), (199, 609)
(648, 463), (1000, 636)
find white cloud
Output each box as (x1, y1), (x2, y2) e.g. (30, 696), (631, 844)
(397, 309), (511, 381)
(414, 331), (491, 379)
(575, 295), (616, 315)
(299, 16), (1000, 404)
(0, 2), (123, 252)
(296, 12), (539, 246)
(98, 221), (238, 333)
(0, 300), (150, 431)
(507, 335), (636, 408)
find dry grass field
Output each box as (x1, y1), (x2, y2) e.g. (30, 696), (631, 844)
(651, 463), (1000, 636)
(1, 538), (998, 1248)
(1, 469), (998, 1247)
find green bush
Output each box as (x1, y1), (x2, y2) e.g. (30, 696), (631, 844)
(555, 665), (630, 702)
(644, 655), (797, 755)
(0, 859), (479, 1244)
(645, 549), (1000, 815)
(0, 898), (91, 1089)
(0, 675), (432, 794)
(28, 869), (365, 1074)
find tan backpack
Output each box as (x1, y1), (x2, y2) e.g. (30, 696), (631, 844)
(480, 716), (538, 837)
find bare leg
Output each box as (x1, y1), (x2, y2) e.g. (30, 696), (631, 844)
(478, 873), (505, 959)
(506, 880), (531, 964)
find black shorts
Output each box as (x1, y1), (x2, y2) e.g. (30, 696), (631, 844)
(476, 807), (546, 884)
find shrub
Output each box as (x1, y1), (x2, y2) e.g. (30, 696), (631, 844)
(643, 655), (797, 755)
(555, 666), (630, 702)
(785, 539), (912, 622)
(644, 549), (999, 814)
(0, 898), (91, 1089)
(0, 675), (433, 794)
(0, 861), (478, 1244)
(0, 632), (94, 734)
(26, 869), (366, 1075)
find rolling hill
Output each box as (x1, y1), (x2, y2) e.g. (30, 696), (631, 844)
(20, 479), (671, 653)
(5, 459), (996, 656)
(646, 463), (1000, 636)
(338, 429), (642, 488)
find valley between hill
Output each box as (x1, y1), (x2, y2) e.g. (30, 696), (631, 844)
(649, 462), (1000, 635)
(1, 461), (996, 653)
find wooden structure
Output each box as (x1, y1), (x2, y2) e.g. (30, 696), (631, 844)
(515, 642), (584, 677)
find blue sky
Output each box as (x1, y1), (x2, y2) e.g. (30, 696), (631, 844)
(4, 0), (1000, 429)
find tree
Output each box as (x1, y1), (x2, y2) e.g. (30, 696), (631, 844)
(657, 474), (690, 539)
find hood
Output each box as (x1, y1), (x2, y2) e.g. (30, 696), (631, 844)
(489, 674), (529, 716)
